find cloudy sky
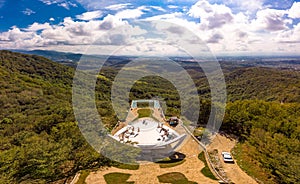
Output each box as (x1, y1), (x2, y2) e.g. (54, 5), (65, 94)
(0, 0), (300, 56)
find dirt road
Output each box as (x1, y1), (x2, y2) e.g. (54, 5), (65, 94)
(207, 134), (257, 184)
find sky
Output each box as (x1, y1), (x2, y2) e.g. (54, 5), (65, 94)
(0, 0), (300, 56)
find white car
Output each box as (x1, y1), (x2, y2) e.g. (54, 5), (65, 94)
(222, 152), (234, 163)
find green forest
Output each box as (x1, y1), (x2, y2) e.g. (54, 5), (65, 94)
(0, 51), (112, 183)
(0, 50), (299, 183)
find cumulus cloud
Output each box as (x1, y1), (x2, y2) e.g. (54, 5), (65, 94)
(236, 31), (248, 39)
(0, 27), (45, 50)
(76, 11), (103, 21)
(99, 14), (125, 30)
(0, 27), (35, 42)
(1, 0), (300, 55)
(206, 12), (233, 29)
(24, 22), (52, 32)
(165, 26), (186, 35)
(218, 0), (264, 14)
(115, 8), (145, 19)
(288, 2), (300, 19)
(207, 33), (224, 43)
(276, 23), (300, 43)
(252, 9), (291, 31)
(0, 13), (149, 53)
(188, 0), (234, 30)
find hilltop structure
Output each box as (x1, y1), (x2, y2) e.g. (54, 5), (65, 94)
(109, 100), (187, 161)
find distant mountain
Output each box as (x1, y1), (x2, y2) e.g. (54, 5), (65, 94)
(12, 49), (82, 67)
(12, 49), (137, 68)
(217, 55), (300, 70)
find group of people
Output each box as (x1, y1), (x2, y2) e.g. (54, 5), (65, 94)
(118, 126), (140, 143)
(142, 120), (148, 125)
(157, 123), (170, 141)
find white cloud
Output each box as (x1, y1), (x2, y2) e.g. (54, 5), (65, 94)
(22, 8), (35, 16)
(145, 12), (184, 21)
(0, 14), (148, 52)
(58, 1), (77, 9)
(221, 0), (264, 14)
(76, 11), (102, 21)
(39, 0), (77, 9)
(167, 5), (178, 9)
(149, 6), (166, 12)
(0, 27), (35, 42)
(24, 22), (52, 32)
(99, 14), (126, 30)
(251, 8), (291, 31)
(181, 0), (299, 54)
(188, 0), (234, 29)
(75, 0), (113, 10)
(276, 23), (300, 43)
(105, 3), (131, 11)
(206, 32), (223, 43)
(39, 0), (55, 5)
(288, 2), (300, 19)
(1, 0), (300, 55)
(115, 8), (145, 19)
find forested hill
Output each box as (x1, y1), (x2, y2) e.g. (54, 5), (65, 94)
(224, 67), (300, 102)
(0, 50), (111, 184)
(0, 50), (299, 183)
(0, 50), (73, 85)
(0, 50), (73, 123)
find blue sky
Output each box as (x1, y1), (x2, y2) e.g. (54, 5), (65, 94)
(0, 0), (300, 55)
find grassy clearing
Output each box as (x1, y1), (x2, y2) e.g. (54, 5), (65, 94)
(137, 108), (152, 118)
(198, 152), (218, 180)
(157, 159), (186, 168)
(157, 172), (197, 184)
(75, 170), (90, 184)
(113, 162), (140, 170)
(104, 172), (134, 184)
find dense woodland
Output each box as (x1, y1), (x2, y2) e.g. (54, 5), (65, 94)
(0, 50), (299, 183)
(223, 100), (300, 183)
(0, 51), (112, 183)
